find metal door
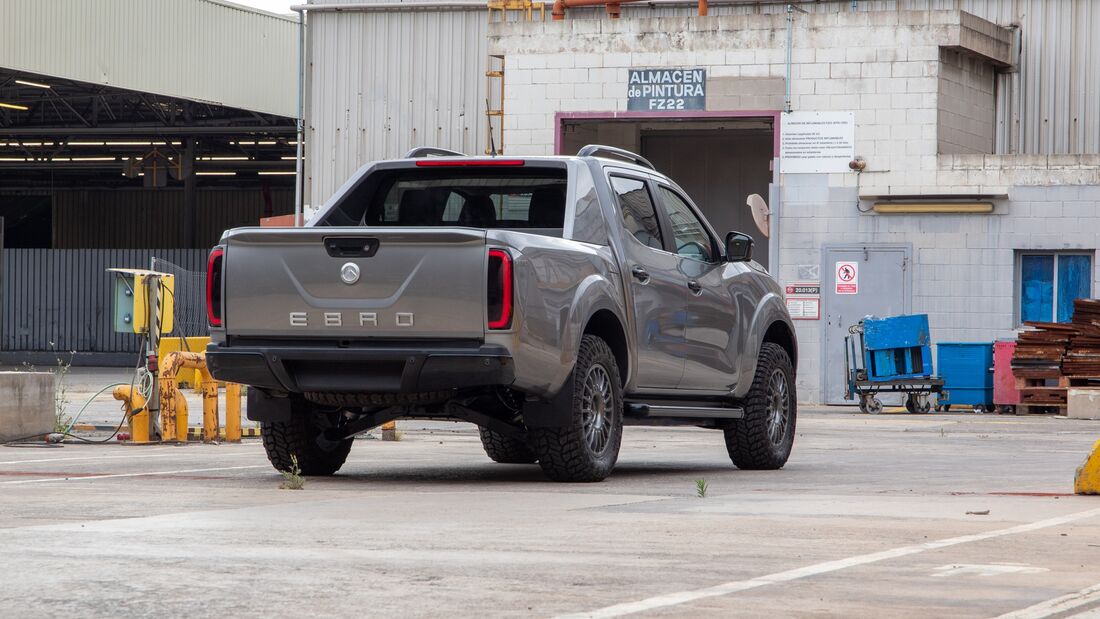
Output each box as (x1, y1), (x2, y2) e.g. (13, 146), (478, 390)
(822, 244), (912, 405)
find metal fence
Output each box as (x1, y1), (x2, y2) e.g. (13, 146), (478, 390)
(1, 249), (208, 355)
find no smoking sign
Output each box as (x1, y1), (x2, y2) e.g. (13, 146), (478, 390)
(835, 261), (858, 294)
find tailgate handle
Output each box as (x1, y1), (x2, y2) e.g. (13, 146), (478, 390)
(324, 237), (380, 258)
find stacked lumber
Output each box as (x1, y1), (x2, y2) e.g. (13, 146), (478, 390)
(1011, 322), (1071, 378)
(1012, 299), (1100, 411)
(1063, 299), (1100, 375)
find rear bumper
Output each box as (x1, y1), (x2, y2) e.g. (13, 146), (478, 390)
(206, 340), (514, 394)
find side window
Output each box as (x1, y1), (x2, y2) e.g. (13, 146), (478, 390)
(610, 176), (663, 250)
(656, 186), (715, 262)
(1018, 252), (1093, 323)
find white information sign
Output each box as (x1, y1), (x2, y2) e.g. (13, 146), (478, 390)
(780, 111), (855, 174)
(784, 282), (820, 320)
(835, 261), (858, 295)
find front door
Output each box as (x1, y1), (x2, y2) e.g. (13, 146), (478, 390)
(609, 174), (686, 390)
(822, 245), (912, 405)
(651, 182), (739, 393)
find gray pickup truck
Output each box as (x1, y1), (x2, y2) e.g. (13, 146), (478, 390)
(206, 145), (797, 482)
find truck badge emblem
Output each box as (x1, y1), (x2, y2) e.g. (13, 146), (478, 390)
(340, 262), (360, 285)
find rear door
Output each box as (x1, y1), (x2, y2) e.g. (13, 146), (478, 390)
(609, 174), (686, 390)
(224, 227), (488, 339)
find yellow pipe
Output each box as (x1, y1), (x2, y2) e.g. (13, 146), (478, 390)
(112, 386), (149, 443)
(161, 351), (219, 443)
(225, 383), (242, 443)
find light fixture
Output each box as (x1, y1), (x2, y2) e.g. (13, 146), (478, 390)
(69, 157), (117, 162)
(872, 202), (994, 214)
(258, 171), (296, 176)
(196, 171), (236, 176)
(69, 141), (106, 146)
(198, 156), (249, 161)
(15, 79), (50, 89)
(0, 102), (29, 111)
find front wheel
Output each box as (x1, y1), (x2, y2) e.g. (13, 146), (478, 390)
(725, 343), (796, 470)
(528, 334), (623, 482)
(261, 406), (353, 476)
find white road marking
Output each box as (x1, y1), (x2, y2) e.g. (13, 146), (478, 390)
(931, 564), (1047, 578)
(557, 507), (1100, 619)
(0, 451), (174, 465)
(995, 582), (1100, 619)
(1, 465), (269, 485)
(0, 447), (263, 466)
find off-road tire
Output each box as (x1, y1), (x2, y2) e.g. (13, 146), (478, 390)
(724, 343), (796, 470)
(303, 390), (451, 407)
(529, 335), (623, 482)
(261, 410), (353, 476)
(478, 427), (537, 464)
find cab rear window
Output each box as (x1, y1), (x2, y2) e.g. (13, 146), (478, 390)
(320, 166), (568, 230)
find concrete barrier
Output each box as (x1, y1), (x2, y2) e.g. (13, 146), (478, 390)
(1068, 388), (1100, 420)
(0, 372), (57, 442)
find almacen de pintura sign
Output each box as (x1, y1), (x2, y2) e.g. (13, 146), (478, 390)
(627, 68), (706, 111)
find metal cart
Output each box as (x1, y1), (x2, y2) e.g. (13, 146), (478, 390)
(844, 318), (944, 414)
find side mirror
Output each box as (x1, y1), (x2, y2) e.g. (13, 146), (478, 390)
(726, 232), (754, 262)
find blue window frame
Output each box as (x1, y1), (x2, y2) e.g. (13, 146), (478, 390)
(1019, 252), (1093, 323)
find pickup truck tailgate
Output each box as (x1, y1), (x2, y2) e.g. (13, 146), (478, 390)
(224, 228), (487, 339)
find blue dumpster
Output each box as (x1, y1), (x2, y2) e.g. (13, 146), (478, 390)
(936, 342), (994, 409)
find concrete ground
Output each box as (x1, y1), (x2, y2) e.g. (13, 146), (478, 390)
(1, 408), (1099, 618)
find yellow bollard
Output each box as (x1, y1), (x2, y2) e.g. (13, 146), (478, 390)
(202, 375), (219, 442)
(112, 386), (149, 443)
(225, 383), (242, 443)
(1075, 439), (1100, 495)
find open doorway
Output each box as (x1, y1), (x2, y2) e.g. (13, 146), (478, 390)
(559, 115), (775, 268)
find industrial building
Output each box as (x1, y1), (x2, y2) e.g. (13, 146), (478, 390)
(0, 0), (298, 364)
(300, 0), (1100, 403)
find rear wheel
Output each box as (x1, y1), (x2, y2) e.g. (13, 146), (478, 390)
(529, 335), (623, 482)
(261, 406), (353, 476)
(725, 343), (796, 470)
(478, 427), (537, 464)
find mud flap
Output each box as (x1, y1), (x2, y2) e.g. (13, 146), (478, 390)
(246, 389), (307, 423)
(521, 373), (576, 428)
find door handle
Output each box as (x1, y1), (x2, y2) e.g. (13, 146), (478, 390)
(687, 280), (702, 294)
(631, 266), (650, 282)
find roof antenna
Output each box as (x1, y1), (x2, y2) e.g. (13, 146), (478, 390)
(486, 98), (498, 156)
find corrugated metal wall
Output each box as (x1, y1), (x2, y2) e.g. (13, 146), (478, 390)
(305, 6), (489, 208)
(1, 249), (207, 354)
(52, 189), (293, 249)
(0, 0), (297, 117)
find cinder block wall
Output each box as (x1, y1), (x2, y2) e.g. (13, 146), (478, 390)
(490, 11), (1100, 403)
(937, 48), (996, 154)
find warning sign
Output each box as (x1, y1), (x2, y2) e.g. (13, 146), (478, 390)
(784, 282), (820, 320)
(835, 262), (858, 295)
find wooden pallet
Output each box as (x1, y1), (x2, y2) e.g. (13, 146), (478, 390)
(1015, 403), (1066, 415)
(1019, 387), (1068, 406)
(1015, 376), (1069, 389)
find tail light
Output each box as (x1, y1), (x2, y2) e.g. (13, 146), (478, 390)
(487, 248), (513, 330)
(206, 246), (224, 327)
